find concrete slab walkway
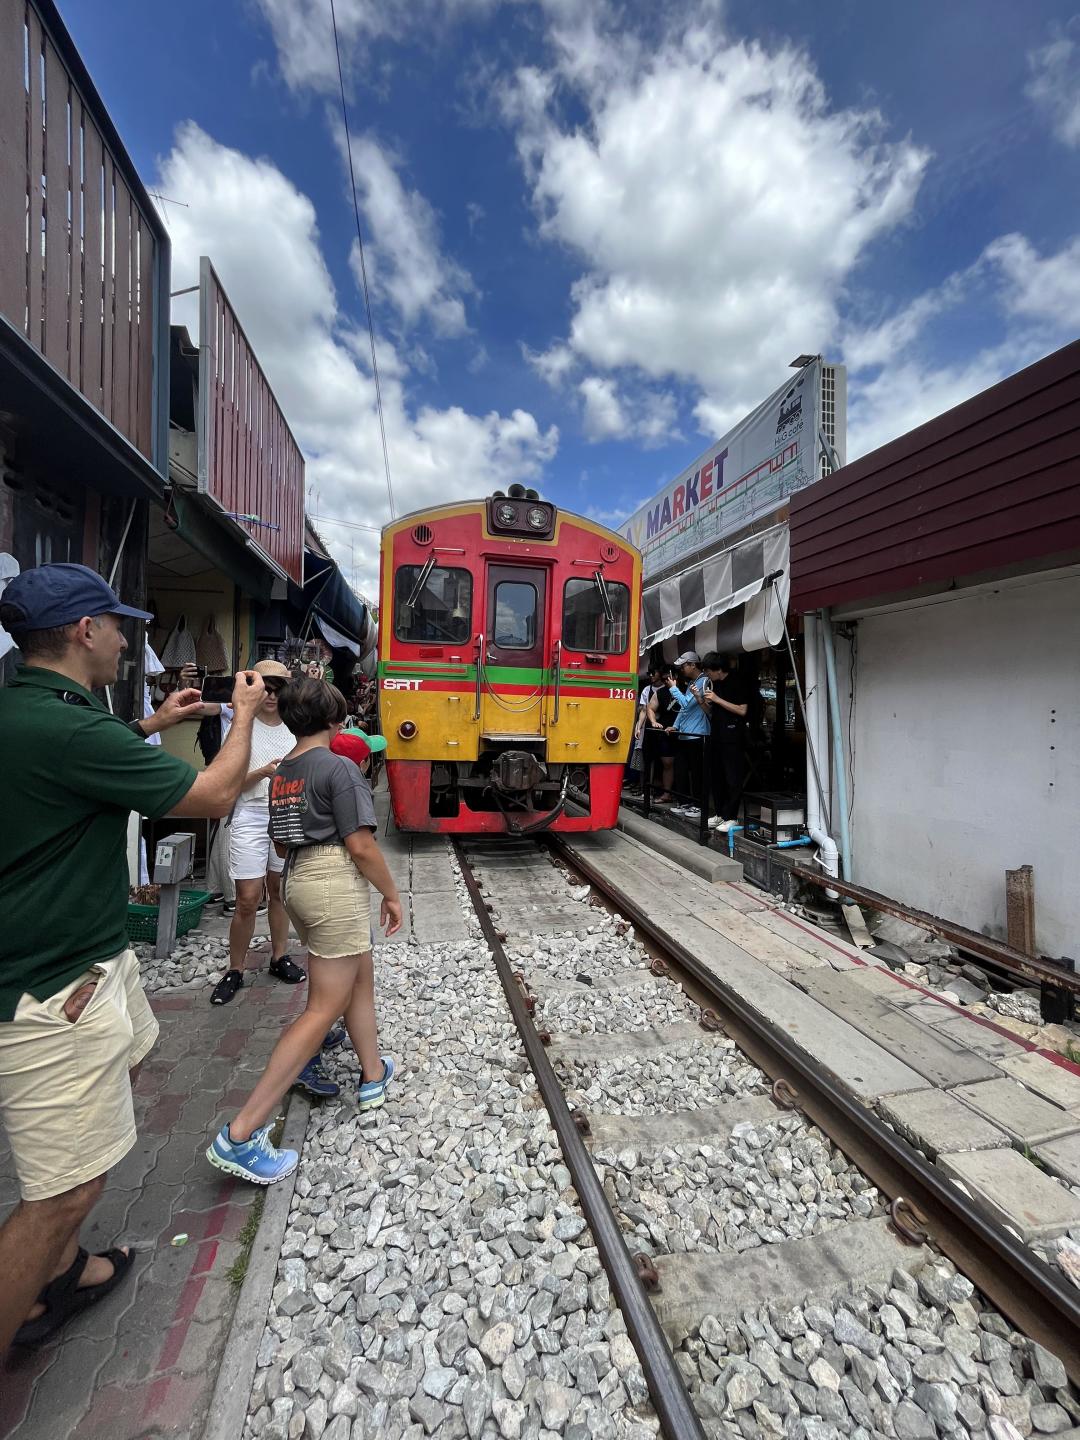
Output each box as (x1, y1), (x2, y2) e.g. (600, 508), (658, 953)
(0, 958), (305, 1440)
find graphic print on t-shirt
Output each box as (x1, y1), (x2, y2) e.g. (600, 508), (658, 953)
(269, 773), (309, 847)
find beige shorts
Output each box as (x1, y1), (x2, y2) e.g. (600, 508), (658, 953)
(283, 844), (372, 960)
(0, 949), (158, 1201)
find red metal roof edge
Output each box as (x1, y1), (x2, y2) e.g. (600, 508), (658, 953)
(790, 338), (1080, 516)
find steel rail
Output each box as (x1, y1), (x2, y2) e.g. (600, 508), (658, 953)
(791, 864), (1080, 998)
(550, 836), (1080, 1385)
(452, 842), (708, 1440)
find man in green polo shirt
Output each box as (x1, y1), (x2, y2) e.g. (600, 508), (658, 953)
(0, 562), (267, 1352)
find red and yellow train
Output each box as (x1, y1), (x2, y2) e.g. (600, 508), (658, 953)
(378, 487), (642, 834)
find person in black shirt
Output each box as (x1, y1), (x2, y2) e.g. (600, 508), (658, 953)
(701, 652), (749, 832)
(643, 663), (677, 802)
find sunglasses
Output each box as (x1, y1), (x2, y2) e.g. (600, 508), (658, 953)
(263, 679), (287, 694)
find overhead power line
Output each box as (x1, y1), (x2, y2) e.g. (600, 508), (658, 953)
(329, 0), (396, 522)
(310, 512), (383, 534)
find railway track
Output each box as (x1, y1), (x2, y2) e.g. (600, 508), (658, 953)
(453, 835), (1080, 1440)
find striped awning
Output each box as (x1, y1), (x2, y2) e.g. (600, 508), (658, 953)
(639, 524), (790, 654)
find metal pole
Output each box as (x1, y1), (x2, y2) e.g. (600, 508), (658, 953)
(771, 581), (830, 832)
(820, 607), (852, 880)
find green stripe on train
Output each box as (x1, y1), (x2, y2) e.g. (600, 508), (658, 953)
(380, 661), (637, 685)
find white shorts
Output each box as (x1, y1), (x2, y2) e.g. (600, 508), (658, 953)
(228, 804), (284, 882)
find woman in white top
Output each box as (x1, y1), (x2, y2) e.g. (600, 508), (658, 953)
(211, 660), (302, 1006)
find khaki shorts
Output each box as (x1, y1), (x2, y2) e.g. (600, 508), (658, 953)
(283, 844), (372, 960)
(0, 949), (158, 1201)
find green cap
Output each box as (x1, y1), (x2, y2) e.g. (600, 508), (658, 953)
(342, 726), (387, 754)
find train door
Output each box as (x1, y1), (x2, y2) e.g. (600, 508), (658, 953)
(481, 564), (547, 736)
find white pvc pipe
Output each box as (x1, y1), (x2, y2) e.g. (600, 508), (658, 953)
(802, 613), (839, 892)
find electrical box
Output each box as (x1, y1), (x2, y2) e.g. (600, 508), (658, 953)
(153, 833), (195, 885)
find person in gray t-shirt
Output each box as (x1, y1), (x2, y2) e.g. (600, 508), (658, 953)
(206, 680), (403, 1188)
(268, 746), (377, 853)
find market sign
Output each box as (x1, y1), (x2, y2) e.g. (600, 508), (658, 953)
(621, 360), (822, 579)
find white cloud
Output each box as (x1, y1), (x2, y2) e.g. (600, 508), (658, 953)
(160, 124), (556, 594)
(524, 341), (576, 386)
(838, 229), (1080, 459)
(344, 133), (473, 336)
(846, 349), (1017, 462)
(255, 0), (501, 92)
(985, 232), (1080, 330)
(1026, 32), (1080, 148)
(504, 12), (930, 435)
(579, 376), (678, 447)
(579, 376), (626, 440)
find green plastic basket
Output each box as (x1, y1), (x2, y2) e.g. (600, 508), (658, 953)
(126, 889), (213, 944)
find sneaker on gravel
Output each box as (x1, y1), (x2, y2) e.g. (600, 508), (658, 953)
(293, 1058), (340, 1098)
(206, 1124), (297, 1185)
(322, 1026), (348, 1051)
(358, 1056), (395, 1112)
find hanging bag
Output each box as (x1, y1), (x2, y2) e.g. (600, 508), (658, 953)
(160, 614), (197, 670)
(197, 615), (229, 673)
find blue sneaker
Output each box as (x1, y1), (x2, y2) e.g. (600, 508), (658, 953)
(206, 1123), (298, 1185)
(322, 1027), (348, 1052)
(358, 1056), (395, 1112)
(294, 1057), (340, 1098)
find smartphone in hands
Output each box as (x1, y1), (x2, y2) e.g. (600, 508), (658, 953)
(200, 675), (237, 705)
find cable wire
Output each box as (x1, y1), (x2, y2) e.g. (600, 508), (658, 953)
(329, 0), (396, 521)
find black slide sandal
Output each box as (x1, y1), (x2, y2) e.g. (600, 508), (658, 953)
(210, 969), (244, 1005)
(13, 1246), (135, 1347)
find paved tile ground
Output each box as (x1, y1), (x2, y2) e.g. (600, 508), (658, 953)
(0, 943), (306, 1440)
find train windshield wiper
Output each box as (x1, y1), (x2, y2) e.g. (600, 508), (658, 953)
(593, 569), (614, 625)
(406, 556), (436, 610)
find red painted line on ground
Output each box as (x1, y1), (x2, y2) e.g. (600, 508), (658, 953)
(193, 1238), (220, 1275)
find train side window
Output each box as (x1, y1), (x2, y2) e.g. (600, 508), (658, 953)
(394, 565), (472, 644)
(562, 578), (630, 653)
(493, 581), (537, 649)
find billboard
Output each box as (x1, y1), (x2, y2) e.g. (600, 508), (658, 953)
(621, 361), (822, 579)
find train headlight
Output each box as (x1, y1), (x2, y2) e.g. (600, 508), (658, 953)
(526, 506), (547, 529)
(398, 721), (418, 740)
(603, 726), (621, 744)
(496, 503), (517, 526)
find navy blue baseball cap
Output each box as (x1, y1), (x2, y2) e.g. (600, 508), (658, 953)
(1, 563), (153, 629)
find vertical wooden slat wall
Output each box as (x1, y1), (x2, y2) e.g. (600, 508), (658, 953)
(110, 177), (131, 439)
(42, 43), (68, 366)
(80, 117), (102, 408)
(136, 213), (153, 456)
(0, 2), (27, 328)
(201, 268), (305, 584)
(26, 6), (44, 350)
(66, 88), (82, 388)
(0, 2), (159, 463)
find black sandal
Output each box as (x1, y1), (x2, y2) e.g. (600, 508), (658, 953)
(268, 955), (306, 985)
(13, 1246), (134, 1346)
(210, 969), (244, 1006)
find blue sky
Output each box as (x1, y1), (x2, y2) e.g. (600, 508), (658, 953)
(64, 0), (1080, 594)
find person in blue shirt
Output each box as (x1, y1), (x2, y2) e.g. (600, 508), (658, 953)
(664, 651), (709, 818)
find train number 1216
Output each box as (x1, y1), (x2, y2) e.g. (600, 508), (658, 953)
(608, 687), (635, 700)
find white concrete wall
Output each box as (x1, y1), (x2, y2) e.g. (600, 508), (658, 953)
(844, 571), (1080, 958)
